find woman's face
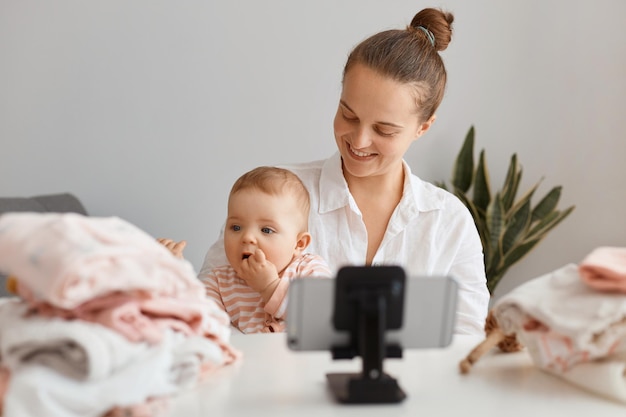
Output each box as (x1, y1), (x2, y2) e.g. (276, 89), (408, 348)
(333, 63), (434, 180)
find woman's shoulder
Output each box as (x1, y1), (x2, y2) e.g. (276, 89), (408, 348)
(408, 173), (470, 214)
(278, 158), (326, 175)
(278, 156), (336, 190)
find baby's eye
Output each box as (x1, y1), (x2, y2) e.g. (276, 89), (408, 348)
(261, 227), (274, 234)
(231, 225), (241, 232)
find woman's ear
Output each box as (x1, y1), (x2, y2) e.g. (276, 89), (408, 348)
(415, 114), (436, 139)
(294, 232), (312, 254)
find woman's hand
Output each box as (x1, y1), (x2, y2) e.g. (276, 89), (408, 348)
(157, 238), (187, 259)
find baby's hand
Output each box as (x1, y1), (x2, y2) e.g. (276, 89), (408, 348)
(239, 249), (279, 293)
(157, 238), (187, 259)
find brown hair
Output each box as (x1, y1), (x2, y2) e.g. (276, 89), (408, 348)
(343, 8), (454, 122)
(229, 166), (310, 228)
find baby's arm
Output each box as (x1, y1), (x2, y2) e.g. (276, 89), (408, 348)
(198, 224), (228, 279)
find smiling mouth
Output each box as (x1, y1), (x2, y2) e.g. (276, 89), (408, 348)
(348, 143), (375, 158)
(242, 254), (251, 260)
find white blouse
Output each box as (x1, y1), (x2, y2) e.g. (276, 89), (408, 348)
(199, 153), (490, 335)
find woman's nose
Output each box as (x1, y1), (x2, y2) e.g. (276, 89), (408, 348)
(351, 127), (372, 149)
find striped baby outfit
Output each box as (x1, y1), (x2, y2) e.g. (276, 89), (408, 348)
(201, 253), (330, 333)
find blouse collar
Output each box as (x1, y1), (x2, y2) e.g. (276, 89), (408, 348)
(317, 152), (444, 215)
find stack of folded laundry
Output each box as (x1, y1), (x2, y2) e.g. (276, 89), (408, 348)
(0, 212), (240, 417)
(460, 247), (626, 403)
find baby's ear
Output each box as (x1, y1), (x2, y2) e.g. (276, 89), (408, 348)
(295, 232), (312, 253)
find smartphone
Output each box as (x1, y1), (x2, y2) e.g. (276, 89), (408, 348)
(287, 275), (458, 351)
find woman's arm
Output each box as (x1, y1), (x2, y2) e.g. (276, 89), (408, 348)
(198, 270), (228, 313)
(447, 212), (490, 335)
(197, 224), (228, 280)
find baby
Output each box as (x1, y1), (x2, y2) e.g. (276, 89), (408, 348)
(161, 166), (330, 333)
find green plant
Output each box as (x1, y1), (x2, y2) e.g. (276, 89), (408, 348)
(438, 126), (575, 294)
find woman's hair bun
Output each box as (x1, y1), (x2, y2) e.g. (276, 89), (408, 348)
(409, 8), (454, 52)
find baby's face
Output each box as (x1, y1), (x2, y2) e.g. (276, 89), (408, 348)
(224, 189), (305, 276)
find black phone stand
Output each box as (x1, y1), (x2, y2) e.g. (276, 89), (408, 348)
(326, 266), (407, 404)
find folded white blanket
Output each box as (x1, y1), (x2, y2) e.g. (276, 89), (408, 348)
(548, 351), (626, 404)
(3, 327), (229, 417)
(0, 299), (149, 380)
(494, 263), (626, 402)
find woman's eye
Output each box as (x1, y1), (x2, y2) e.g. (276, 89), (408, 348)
(342, 112), (358, 122)
(375, 127), (396, 137)
(261, 227), (274, 234)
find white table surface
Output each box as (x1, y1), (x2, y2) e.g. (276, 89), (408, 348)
(168, 333), (625, 416)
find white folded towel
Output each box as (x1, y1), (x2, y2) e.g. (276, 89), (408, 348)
(3, 328), (229, 417)
(0, 299), (151, 380)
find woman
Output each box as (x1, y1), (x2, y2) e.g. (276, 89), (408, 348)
(199, 8), (489, 335)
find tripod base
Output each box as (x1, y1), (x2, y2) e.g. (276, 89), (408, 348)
(326, 372), (406, 404)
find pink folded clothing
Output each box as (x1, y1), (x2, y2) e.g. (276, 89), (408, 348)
(27, 292), (233, 346)
(579, 247), (626, 293)
(0, 212), (205, 309)
(0, 212), (242, 417)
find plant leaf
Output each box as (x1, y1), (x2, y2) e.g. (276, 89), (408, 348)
(527, 206), (576, 240)
(501, 197), (531, 254)
(500, 154), (520, 211)
(452, 126), (475, 193)
(435, 181), (448, 191)
(498, 238), (542, 274)
(531, 186), (562, 222)
(454, 188), (489, 252)
(472, 149), (491, 212)
(487, 270), (506, 294)
(506, 181), (539, 224)
(486, 192), (504, 259)
(486, 249), (501, 285)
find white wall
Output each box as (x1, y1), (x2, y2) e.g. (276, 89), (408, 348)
(1, 1), (625, 300)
